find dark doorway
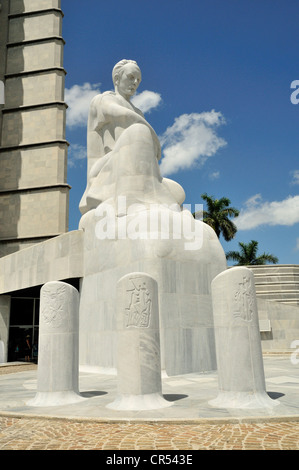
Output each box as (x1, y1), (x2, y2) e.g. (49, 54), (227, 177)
(8, 296), (39, 362)
(6, 278), (80, 362)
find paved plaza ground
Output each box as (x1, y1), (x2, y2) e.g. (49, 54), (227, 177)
(1, 414), (299, 450)
(1, 355), (299, 451)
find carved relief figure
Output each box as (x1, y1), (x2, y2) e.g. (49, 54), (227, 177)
(233, 275), (254, 322)
(40, 284), (67, 328)
(125, 277), (152, 328)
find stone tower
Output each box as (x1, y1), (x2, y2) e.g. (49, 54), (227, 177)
(0, 0), (69, 257)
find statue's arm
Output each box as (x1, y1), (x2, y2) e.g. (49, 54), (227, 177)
(99, 95), (148, 127)
(100, 96), (161, 157)
(89, 94), (161, 161)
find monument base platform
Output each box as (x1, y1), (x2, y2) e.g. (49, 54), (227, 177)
(79, 207), (227, 376)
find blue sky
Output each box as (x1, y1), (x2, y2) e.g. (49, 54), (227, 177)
(61, 0), (299, 265)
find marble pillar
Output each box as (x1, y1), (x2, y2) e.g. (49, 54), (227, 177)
(0, 340), (4, 363)
(107, 272), (172, 410)
(209, 267), (278, 409)
(0, 295), (10, 363)
(28, 281), (85, 407)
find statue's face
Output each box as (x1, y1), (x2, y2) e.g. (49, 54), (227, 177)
(116, 63), (141, 99)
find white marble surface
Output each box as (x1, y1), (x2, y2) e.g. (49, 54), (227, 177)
(0, 230), (84, 295)
(79, 212), (227, 375)
(107, 272), (171, 410)
(210, 267), (278, 409)
(28, 281), (84, 407)
(0, 340), (4, 364)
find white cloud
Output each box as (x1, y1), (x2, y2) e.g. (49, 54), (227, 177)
(209, 171), (220, 180)
(291, 170), (299, 185)
(131, 90), (162, 113)
(65, 82), (101, 128)
(68, 143), (86, 168)
(159, 110), (226, 176)
(236, 194), (299, 230)
(243, 193), (263, 208)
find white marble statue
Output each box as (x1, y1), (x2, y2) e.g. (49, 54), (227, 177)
(79, 59), (185, 220)
(78, 60), (227, 375)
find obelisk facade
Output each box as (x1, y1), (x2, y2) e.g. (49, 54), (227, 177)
(0, 0), (69, 257)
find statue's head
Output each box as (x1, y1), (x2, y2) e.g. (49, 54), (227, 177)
(112, 59), (142, 99)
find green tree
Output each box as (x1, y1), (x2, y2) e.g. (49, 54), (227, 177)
(226, 240), (279, 265)
(194, 193), (239, 241)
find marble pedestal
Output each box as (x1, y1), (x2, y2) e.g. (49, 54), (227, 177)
(28, 281), (85, 407)
(209, 267), (278, 409)
(107, 272), (172, 410)
(0, 340), (4, 363)
(79, 206), (227, 376)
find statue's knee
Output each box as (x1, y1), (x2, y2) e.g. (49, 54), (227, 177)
(128, 123), (151, 140)
(115, 123), (154, 152)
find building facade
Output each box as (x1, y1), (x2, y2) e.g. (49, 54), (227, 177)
(0, 0), (71, 361)
(0, 0), (69, 258)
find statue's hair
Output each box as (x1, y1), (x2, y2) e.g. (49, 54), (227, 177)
(112, 59), (141, 85)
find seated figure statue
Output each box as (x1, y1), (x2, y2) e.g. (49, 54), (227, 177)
(78, 60), (227, 375)
(79, 59), (185, 222)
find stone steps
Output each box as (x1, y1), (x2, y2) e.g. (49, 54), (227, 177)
(256, 291), (299, 304)
(255, 282), (299, 293)
(249, 265), (299, 275)
(254, 274), (299, 283)
(246, 265), (299, 306)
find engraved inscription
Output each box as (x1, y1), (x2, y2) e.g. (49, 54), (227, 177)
(41, 284), (67, 328)
(125, 277), (152, 328)
(233, 275), (254, 322)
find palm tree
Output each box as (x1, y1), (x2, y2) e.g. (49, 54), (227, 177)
(226, 240), (278, 265)
(193, 193), (240, 241)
